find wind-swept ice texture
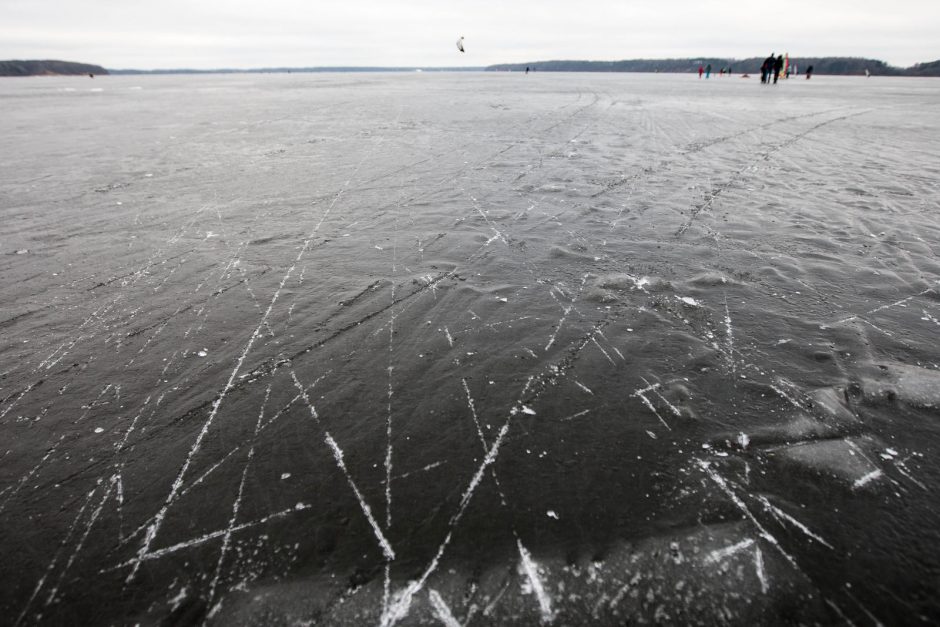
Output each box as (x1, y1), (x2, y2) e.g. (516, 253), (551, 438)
(1, 72), (939, 626)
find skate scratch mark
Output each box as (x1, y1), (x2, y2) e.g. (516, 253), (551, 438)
(921, 309), (940, 326)
(382, 323), (606, 625)
(0, 434), (64, 515)
(836, 283), (938, 324)
(454, 316), (535, 336)
(704, 538), (755, 563)
(825, 599), (859, 627)
(574, 381), (593, 395)
(158, 353), (178, 383)
(517, 539), (555, 623)
(769, 381), (805, 410)
(37, 299), (119, 371)
(757, 496), (834, 548)
(381, 377), (535, 627)
(699, 461), (800, 570)
(259, 370), (332, 431)
(45, 477), (115, 607)
(386, 461), (447, 483)
(115, 396), (152, 452)
(428, 589), (462, 627)
(483, 578), (513, 617)
(443, 327), (454, 347)
(754, 547), (769, 593)
(384, 175), (404, 596)
(894, 457), (927, 491)
(126, 149), (365, 583)
(107, 394), (159, 537)
(235, 265), (277, 337)
(724, 298), (735, 373)
(0, 381), (43, 421)
(632, 381), (661, 396)
(853, 469), (883, 489)
(467, 193), (508, 246)
(465, 377), (549, 623)
(15, 487), (97, 626)
(75, 384), (113, 422)
(633, 389), (671, 430)
(105, 504), (314, 570)
(642, 377), (681, 417)
(594, 330), (625, 361)
(561, 409), (591, 421)
(857, 317), (892, 338)
(207, 385), (271, 606)
(119, 374), (327, 538)
(591, 336), (616, 365)
(845, 589), (886, 627)
(847, 441), (896, 489)
(462, 379), (487, 445)
(290, 370), (395, 560)
(177, 447), (244, 500)
(385, 287), (397, 529)
(545, 276), (588, 351)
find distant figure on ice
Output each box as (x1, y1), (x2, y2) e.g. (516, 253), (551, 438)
(773, 54), (784, 83)
(525, 66), (530, 74)
(698, 64), (704, 78)
(805, 65), (814, 79)
(457, 36), (465, 53)
(761, 53), (775, 84)
(865, 68), (871, 77)
(705, 63), (712, 78)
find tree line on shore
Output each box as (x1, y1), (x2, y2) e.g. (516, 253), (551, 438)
(486, 57), (940, 76)
(3, 57), (939, 77)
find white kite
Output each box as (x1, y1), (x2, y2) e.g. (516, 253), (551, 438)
(457, 36), (465, 53)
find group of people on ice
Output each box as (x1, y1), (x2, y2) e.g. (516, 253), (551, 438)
(697, 64), (733, 78)
(761, 53), (785, 83)
(759, 53), (812, 82)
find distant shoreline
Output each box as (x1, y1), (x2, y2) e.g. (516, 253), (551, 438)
(3, 57), (939, 77)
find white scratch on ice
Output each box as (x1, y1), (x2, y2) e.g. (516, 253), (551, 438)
(428, 589), (462, 627)
(699, 461), (800, 570)
(757, 496), (834, 548)
(853, 469), (883, 489)
(291, 371), (395, 561)
(207, 385), (270, 605)
(635, 391), (671, 430)
(15, 487), (96, 626)
(517, 540), (554, 624)
(704, 538), (755, 563)
(107, 504), (313, 569)
(544, 275), (587, 351)
(126, 154), (363, 583)
(754, 546), (769, 593)
(0, 435), (64, 515)
(561, 409), (590, 421)
(574, 381), (593, 395)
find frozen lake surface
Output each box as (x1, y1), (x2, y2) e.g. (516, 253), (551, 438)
(2, 72), (939, 625)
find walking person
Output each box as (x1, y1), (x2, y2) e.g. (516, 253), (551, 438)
(762, 53), (775, 84)
(705, 63), (712, 78)
(773, 54), (784, 83)
(698, 64), (704, 78)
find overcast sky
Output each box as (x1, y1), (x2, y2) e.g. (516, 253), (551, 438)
(2, 0), (938, 69)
